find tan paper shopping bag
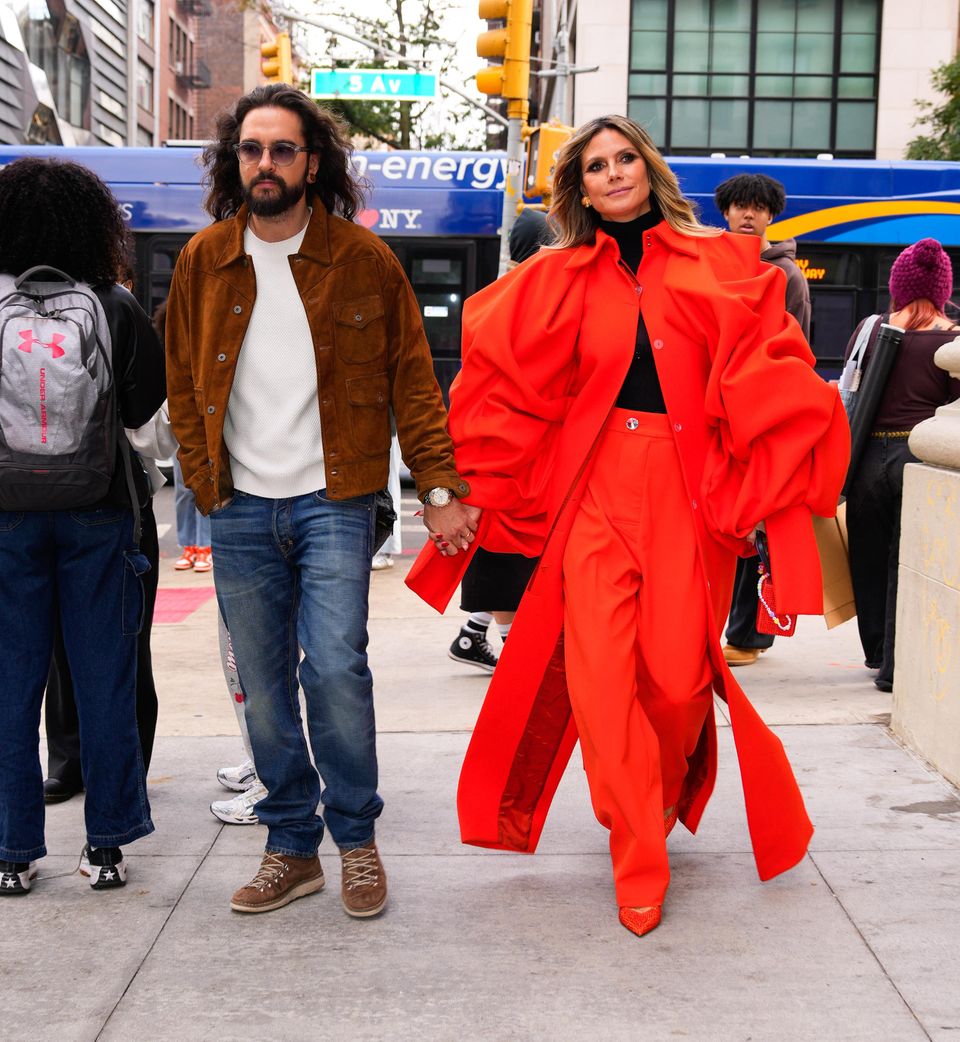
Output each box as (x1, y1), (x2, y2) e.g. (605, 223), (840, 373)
(813, 503), (856, 629)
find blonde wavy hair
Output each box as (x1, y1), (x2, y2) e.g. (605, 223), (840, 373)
(548, 114), (720, 248)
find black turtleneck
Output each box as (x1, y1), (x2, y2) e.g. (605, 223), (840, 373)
(601, 207), (668, 413)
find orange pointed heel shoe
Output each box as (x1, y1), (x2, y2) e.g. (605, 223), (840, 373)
(619, 905), (662, 937)
(664, 805), (678, 837)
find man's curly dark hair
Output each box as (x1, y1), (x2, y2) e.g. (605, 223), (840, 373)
(202, 84), (367, 222)
(0, 157), (131, 284)
(713, 173), (787, 219)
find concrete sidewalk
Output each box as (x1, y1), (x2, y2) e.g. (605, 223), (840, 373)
(8, 492), (960, 1042)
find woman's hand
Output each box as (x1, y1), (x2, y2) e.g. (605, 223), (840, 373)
(423, 501), (482, 555)
(746, 520), (766, 547)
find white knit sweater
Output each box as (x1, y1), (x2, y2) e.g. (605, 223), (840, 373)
(223, 221), (326, 498)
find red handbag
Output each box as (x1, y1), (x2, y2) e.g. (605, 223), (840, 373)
(755, 532), (797, 637)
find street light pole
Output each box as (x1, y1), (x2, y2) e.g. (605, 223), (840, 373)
(475, 0), (533, 275)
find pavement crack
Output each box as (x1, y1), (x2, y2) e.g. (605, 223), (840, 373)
(94, 824), (224, 1040)
(808, 850), (933, 1041)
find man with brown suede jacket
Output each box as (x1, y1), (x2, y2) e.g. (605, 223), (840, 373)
(165, 85), (477, 918)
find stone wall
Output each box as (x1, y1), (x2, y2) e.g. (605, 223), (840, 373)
(892, 338), (960, 786)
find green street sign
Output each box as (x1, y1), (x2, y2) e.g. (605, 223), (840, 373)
(310, 68), (438, 102)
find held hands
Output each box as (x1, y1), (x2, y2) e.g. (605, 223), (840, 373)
(423, 500), (482, 556)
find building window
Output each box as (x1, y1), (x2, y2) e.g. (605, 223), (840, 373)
(137, 60), (153, 113)
(138, 0), (155, 45)
(20, 0), (91, 130)
(627, 0), (880, 156)
(169, 17), (191, 74)
(26, 102), (63, 144)
(168, 96), (192, 140)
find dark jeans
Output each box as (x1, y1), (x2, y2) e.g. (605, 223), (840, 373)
(846, 436), (915, 685)
(724, 553), (775, 650)
(45, 500), (160, 783)
(211, 489), (383, 857)
(0, 506), (154, 860)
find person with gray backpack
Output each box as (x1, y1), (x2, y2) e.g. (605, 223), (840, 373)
(0, 157), (165, 896)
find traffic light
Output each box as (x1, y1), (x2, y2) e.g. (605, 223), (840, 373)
(260, 32), (293, 85)
(524, 121), (574, 201)
(476, 0), (533, 116)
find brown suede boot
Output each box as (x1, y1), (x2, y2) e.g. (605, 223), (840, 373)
(339, 841), (387, 918)
(230, 851), (324, 914)
(722, 644), (762, 666)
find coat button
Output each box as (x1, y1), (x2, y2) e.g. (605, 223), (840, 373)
(692, 499), (699, 510)
(634, 285), (642, 296)
(233, 305), (242, 314)
(217, 353), (227, 362)
(653, 339), (664, 349)
(626, 417), (639, 430)
(354, 313), (362, 322)
(207, 405), (216, 414)
(674, 422), (682, 432)
(330, 469), (338, 476)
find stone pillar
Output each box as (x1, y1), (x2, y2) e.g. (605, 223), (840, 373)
(893, 337), (960, 787)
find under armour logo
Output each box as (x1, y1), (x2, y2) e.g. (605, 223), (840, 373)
(18, 329), (66, 359)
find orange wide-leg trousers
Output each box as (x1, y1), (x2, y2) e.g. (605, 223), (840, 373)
(562, 409), (715, 908)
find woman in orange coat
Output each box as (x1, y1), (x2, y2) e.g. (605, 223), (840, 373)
(408, 115), (849, 937)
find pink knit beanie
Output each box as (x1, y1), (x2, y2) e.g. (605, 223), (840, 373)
(888, 237), (953, 311)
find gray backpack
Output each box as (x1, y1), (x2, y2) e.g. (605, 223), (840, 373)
(0, 266), (121, 512)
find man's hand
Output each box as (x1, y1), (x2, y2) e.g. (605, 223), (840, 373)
(423, 500), (482, 555)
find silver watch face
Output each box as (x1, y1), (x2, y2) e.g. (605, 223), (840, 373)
(427, 487), (452, 507)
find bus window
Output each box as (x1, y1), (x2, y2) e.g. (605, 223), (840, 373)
(809, 290), (858, 373)
(136, 233), (191, 317)
(392, 241), (477, 402)
(413, 256), (462, 285)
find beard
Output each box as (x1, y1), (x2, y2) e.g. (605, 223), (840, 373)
(242, 172), (307, 217)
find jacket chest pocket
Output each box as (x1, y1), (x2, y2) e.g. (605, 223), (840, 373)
(346, 373), (390, 457)
(333, 296), (386, 363)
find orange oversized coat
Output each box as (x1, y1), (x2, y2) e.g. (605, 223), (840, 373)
(407, 222), (850, 882)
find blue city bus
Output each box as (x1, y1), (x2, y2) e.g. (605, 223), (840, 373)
(1, 146), (959, 382)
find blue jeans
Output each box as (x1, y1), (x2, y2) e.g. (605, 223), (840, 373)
(210, 489), (383, 856)
(0, 507), (154, 861)
(173, 458), (211, 547)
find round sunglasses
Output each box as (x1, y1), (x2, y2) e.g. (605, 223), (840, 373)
(234, 141), (311, 167)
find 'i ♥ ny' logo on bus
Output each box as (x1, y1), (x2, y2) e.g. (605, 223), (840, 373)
(358, 209), (422, 231)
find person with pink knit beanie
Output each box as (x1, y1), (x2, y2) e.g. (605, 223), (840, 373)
(844, 237), (960, 692)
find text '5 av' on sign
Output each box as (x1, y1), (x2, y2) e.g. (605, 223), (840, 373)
(309, 69), (438, 102)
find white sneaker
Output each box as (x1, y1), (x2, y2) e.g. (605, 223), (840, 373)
(371, 552), (394, 571)
(217, 758), (257, 792)
(210, 780), (267, 825)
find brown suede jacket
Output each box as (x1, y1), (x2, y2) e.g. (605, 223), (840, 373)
(165, 202), (467, 514)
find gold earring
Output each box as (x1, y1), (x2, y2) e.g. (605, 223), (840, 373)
(581, 195), (592, 208)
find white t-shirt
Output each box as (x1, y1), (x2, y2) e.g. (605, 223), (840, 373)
(223, 219), (326, 498)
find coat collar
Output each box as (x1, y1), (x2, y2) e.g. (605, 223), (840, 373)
(563, 219), (701, 270)
(214, 201), (333, 269)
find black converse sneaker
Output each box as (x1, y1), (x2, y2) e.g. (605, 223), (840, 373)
(448, 626), (499, 673)
(0, 860), (37, 896)
(80, 844), (127, 890)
